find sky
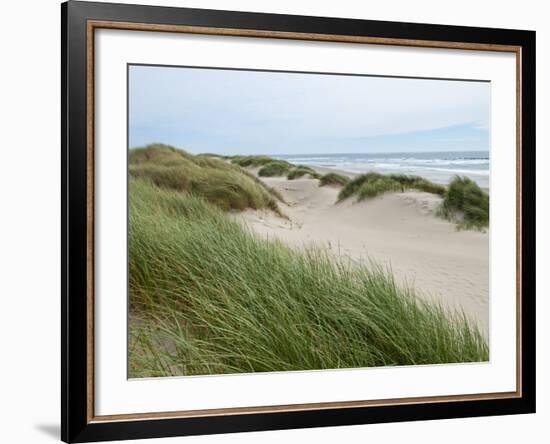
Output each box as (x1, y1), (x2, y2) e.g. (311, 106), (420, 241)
(128, 65), (490, 155)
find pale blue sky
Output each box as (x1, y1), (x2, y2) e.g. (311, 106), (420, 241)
(129, 65), (490, 155)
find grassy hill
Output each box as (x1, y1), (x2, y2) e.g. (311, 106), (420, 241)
(129, 144), (282, 212)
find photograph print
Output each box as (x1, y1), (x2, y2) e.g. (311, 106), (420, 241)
(127, 64), (490, 379)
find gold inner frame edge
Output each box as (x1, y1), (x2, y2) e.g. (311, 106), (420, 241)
(85, 19), (523, 423)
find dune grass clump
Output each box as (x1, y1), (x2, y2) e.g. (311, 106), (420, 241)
(128, 178), (488, 378)
(319, 172), (350, 187)
(338, 172), (446, 202)
(287, 166), (321, 180)
(231, 155), (294, 178)
(439, 176), (489, 229)
(231, 155), (321, 180)
(231, 155), (281, 168)
(129, 144), (281, 212)
(389, 174), (447, 196)
(258, 161), (292, 177)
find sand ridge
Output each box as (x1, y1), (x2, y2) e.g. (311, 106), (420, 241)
(235, 173), (489, 336)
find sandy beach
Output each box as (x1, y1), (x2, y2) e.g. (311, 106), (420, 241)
(235, 168), (489, 335)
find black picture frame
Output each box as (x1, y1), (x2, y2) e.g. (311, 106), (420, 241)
(61, 1), (536, 442)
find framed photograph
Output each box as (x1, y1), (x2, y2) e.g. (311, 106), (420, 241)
(61, 1), (536, 442)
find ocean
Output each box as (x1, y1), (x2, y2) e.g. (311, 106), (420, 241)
(275, 151), (490, 189)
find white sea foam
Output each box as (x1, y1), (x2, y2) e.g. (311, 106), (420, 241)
(276, 151), (490, 188)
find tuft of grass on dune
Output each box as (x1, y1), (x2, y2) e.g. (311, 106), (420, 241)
(128, 178), (488, 378)
(231, 155), (281, 168)
(230, 155), (297, 178)
(258, 161), (292, 177)
(231, 155), (320, 181)
(287, 166), (321, 180)
(319, 172), (350, 187)
(388, 174), (447, 196)
(338, 172), (446, 202)
(439, 176), (489, 229)
(129, 144), (282, 212)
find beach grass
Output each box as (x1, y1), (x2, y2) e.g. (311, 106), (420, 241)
(258, 161), (292, 177)
(196, 152), (230, 159)
(287, 166), (321, 180)
(319, 172), (350, 187)
(232, 155), (321, 180)
(231, 155), (282, 168)
(338, 172), (447, 202)
(129, 144), (281, 212)
(128, 177), (488, 378)
(439, 176), (489, 229)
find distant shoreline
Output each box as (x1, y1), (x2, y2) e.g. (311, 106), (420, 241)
(271, 150), (490, 190)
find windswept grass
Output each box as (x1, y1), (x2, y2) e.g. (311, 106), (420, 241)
(439, 176), (489, 229)
(287, 166), (321, 180)
(128, 178), (488, 378)
(258, 161), (292, 177)
(196, 153), (229, 159)
(230, 155), (295, 178)
(128, 144), (283, 212)
(319, 172), (350, 187)
(231, 155), (281, 168)
(338, 172), (446, 202)
(231, 155), (317, 180)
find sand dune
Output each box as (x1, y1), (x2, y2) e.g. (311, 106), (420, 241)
(235, 173), (489, 335)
